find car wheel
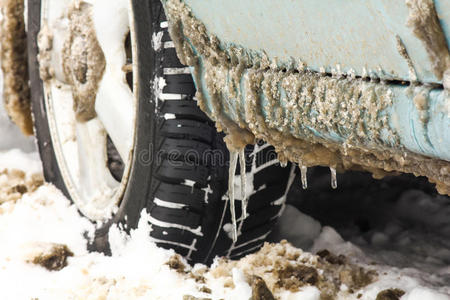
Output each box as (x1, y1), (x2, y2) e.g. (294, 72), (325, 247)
(27, 0), (295, 264)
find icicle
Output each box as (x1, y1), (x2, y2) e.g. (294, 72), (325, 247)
(239, 149), (248, 219)
(330, 167), (337, 189)
(229, 151), (239, 242)
(300, 165), (308, 189)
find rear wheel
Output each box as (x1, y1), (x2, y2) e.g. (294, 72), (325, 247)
(27, 0), (294, 264)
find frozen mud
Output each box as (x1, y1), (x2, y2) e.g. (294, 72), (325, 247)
(405, 0), (450, 82)
(38, 1), (106, 122)
(29, 242), (74, 271)
(0, 168), (43, 205)
(0, 0), (33, 135)
(162, 0), (450, 196)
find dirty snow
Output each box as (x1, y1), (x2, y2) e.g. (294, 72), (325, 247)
(0, 148), (449, 299)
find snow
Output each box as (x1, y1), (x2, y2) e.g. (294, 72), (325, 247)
(278, 286), (321, 300)
(230, 268), (252, 299)
(273, 208), (450, 299)
(0, 148), (448, 299)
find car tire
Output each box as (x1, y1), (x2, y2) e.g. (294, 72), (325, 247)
(27, 0), (294, 264)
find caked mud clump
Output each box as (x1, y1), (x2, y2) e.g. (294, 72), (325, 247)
(376, 288), (406, 300)
(0, 169), (44, 205)
(251, 276), (275, 300)
(405, 0), (450, 82)
(276, 264), (319, 290)
(38, 2), (106, 122)
(61, 2), (106, 122)
(0, 0), (33, 135)
(167, 254), (187, 274)
(162, 0), (450, 195)
(30, 243), (74, 271)
(209, 241), (377, 299)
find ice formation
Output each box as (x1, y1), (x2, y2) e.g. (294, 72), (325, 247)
(330, 167), (337, 189)
(227, 148), (248, 242)
(228, 150), (239, 242)
(300, 165), (308, 190)
(239, 148), (248, 219)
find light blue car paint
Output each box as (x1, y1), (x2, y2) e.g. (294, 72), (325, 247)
(193, 54), (450, 162)
(184, 0), (450, 84)
(179, 0), (450, 163)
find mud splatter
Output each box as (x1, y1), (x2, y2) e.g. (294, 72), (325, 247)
(167, 254), (187, 274)
(182, 296), (211, 300)
(0, 169), (43, 205)
(0, 0), (33, 135)
(316, 249), (346, 265)
(405, 0), (450, 81)
(37, 2), (106, 122)
(276, 263), (319, 290)
(30, 243), (74, 271)
(61, 2), (106, 122)
(162, 0), (450, 195)
(37, 23), (54, 82)
(376, 288), (405, 300)
(199, 286), (211, 294)
(251, 276), (275, 300)
(395, 35), (418, 83)
(209, 241), (377, 299)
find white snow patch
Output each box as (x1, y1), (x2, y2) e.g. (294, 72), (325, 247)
(164, 113), (176, 120)
(0, 148), (42, 174)
(230, 268), (252, 299)
(278, 286), (321, 300)
(273, 202), (450, 299)
(272, 204), (321, 250)
(152, 30), (164, 51)
(404, 288), (450, 300)
(152, 75), (166, 109)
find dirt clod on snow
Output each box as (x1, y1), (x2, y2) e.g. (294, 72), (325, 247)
(276, 264), (319, 290)
(251, 276), (275, 300)
(317, 249), (346, 265)
(167, 254), (187, 274)
(209, 240), (377, 299)
(30, 243), (74, 271)
(376, 288), (406, 300)
(0, 169), (43, 205)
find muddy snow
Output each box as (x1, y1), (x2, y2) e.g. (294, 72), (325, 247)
(0, 146), (448, 299)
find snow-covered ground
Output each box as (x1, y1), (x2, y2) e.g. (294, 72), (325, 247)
(0, 148), (449, 300)
(1, 71), (449, 300)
